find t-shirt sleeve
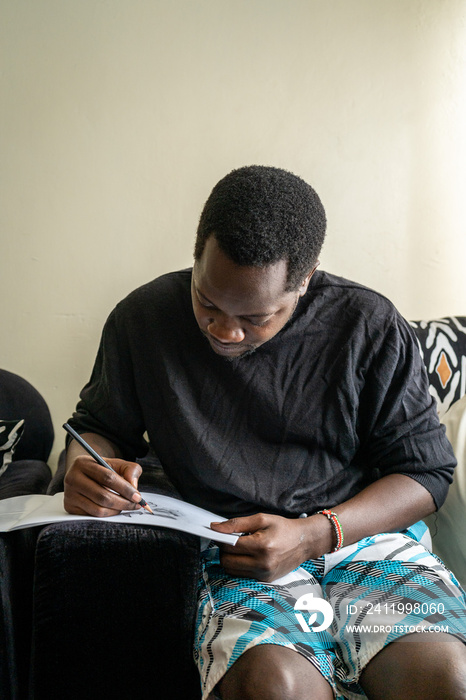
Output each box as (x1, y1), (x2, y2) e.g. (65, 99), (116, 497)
(359, 313), (457, 510)
(67, 307), (148, 461)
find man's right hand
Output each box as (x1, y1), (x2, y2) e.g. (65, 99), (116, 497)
(64, 433), (144, 516)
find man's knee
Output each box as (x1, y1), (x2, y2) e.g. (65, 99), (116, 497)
(217, 644), (333, 700)
(222, 657), (297, 700)
(360, 633), (466, 700)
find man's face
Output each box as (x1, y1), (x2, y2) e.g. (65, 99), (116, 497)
(191, 236), (313, 359)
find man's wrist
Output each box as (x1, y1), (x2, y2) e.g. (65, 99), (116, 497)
(316, 510), (344, 551)
(300, 513), (335, 559)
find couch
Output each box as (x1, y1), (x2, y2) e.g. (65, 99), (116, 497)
(1, 317), (466, 699)
(0, 370), (54, 700)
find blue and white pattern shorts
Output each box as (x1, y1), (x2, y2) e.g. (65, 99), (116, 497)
(194, 522), (466, 699)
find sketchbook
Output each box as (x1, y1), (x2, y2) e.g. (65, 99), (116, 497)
(0, 491), (239, 545)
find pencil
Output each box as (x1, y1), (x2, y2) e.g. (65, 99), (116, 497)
(63, 423), (153, 514)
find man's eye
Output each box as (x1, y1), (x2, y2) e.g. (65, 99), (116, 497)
(199, 299), (214, 309)
(246, 318), (271, 327)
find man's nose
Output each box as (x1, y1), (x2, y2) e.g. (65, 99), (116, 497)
(207, 317), (245, 343)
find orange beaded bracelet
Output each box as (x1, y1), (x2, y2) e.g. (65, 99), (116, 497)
(317, 509), (344, 552)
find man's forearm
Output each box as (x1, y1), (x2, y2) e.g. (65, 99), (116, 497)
(314, 473), (436, 556)
(65, 432), (123, 472)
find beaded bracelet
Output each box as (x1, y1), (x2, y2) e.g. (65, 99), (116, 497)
(317, 509), (344, 552)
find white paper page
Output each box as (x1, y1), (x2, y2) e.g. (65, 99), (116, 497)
(0, 492), (238, 545)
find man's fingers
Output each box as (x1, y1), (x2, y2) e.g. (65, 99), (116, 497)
(211, 513), (269, 533)
(79, 474), (142, 513)
(220, 538), (254, 555)
(64, 456), (144, 515)
(67, 456), (141, 501)
(63, 487), (140, 518)
(119, 461), (143, 488)
(219, 552), (275, 582)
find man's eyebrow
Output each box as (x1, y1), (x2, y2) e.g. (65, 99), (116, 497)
(195, 287), (274, 318)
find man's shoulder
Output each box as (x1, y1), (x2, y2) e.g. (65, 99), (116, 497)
(307, 270), (398, 319)
(105, 269), (193, 336)
(295, 270), (409, 351)
(117, 268), (192, 311)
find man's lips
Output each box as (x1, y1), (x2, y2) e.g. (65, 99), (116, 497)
(204, 333), (251, 356)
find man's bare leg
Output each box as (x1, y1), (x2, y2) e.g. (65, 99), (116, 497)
(216, 644), (334, 700)
(360, 632), (466, 700)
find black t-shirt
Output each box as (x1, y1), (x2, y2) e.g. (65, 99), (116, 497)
(69, 269), (456, 518)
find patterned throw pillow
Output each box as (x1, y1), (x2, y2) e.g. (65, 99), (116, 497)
(410, 317), (466, 417)
(0, 419), (25, 477)
(428, 394), (466, 589)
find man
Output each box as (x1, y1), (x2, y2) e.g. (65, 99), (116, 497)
(65, 166), (466, 699)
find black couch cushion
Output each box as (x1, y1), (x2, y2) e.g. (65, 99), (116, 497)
(0, 461), (52, 501)
(0, 370), (54, 699)
(31, 522), (201, 700)
(0, 370), (54, 465)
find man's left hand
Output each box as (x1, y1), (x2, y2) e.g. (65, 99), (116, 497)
(210, 513), (331, 582)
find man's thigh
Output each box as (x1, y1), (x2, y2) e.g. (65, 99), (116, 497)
(359, 632), (466, 699)
(196, 531), (466, 699)
(323, 529), (466, 696)
(195, 547), (339, 699)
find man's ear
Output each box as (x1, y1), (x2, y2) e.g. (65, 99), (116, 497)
(298, 261), (320, 297)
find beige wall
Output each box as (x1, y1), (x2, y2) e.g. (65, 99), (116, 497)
(2, 0), (466, 467)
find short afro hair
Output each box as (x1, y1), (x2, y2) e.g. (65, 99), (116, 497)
(194, 165), (326, 290)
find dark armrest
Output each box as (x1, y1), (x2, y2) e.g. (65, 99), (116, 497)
(30, 522), (201, 699)
(0, 528), (42, 700)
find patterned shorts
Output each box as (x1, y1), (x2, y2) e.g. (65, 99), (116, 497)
(194, 521), (466, 699)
